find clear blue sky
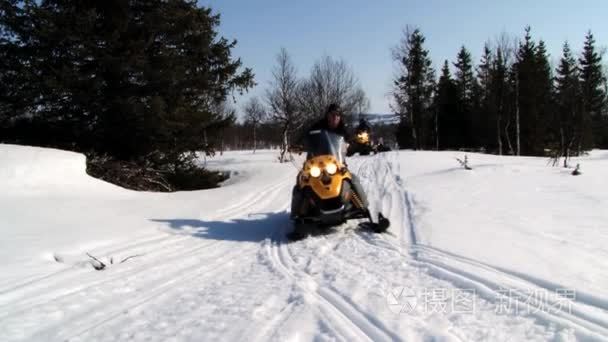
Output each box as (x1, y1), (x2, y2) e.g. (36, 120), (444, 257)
(199, 0), (608, 114)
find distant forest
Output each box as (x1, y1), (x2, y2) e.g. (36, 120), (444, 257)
(392, 27), (608, 159)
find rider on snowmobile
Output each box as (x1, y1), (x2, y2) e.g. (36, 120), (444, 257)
(307, 103), (350, 138)
(356, 118), (371, 134)
(290, 104), (368, 220)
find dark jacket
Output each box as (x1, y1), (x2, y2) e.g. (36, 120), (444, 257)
(356, 120), (371, 133)
(292, 118), (351, 152)
(307, 118), (350, 139)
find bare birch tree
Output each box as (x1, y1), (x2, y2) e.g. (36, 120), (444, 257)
(266, 48), (302, 162)
(243, 96), (267, 153)
(298, 55), (369, 123)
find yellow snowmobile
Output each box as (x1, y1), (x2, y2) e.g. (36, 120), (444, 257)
(347, 125), (375, 156)
(289, 129), (389, 240)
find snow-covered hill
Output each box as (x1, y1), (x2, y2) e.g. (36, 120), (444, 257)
(358, 113), (400, 125)
(1, 144), (607, 341)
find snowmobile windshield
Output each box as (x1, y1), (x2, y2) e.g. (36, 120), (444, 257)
(304, 130), (346, 164)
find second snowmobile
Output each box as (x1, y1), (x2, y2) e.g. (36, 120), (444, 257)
(347, 127), (375, 156)
(347, 119), (377, 156)
(289, 129), (389, 240)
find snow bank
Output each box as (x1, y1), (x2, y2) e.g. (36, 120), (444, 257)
(0, 144), (121, 194)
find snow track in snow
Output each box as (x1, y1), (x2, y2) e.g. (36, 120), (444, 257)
(355, 151), (608, 341)
(266, 228), (401, 342)
(412, 245), (608, 340)
(40, 244), (259, 341)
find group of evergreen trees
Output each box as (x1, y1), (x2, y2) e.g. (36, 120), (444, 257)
(393, 27), (608, 157)
(0, 0), (253, 170)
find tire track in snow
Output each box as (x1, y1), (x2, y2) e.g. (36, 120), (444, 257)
(143, 228), (294, 341)
(412, 245), (608, 338)
(266, 229), (399, 342)
(1, 172), (292, 320)
(299, 234), (406, 342)
(95, 183), (293, 342)
(411, 257), (608, 340)
(0, 234), (193, 307)
(370, 151), (608, 340)
(0, 233), (188, 296)
(212, 172), (293, 219)
(28, 243), (259, 342)
(414, 244), (608, 313)
(0, 173), (290, 296)
(266, 233), (370, 341)
(248, 295), (299, 342)
(73, 174), (294, 342)
(0, 237), (222, 318)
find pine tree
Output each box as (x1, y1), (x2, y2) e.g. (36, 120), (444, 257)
(453, 46), (475, 147)
(476, 44), (494, 148)
(478, 45), (493, 101)
(514, 26), (542, 155)
(423, 60), (437, 149)
(490, 46), (510, 155)
(434, 60), (459, 149)
(579, 31), (607, 148)
(534, 40), (553, 153)
(393, 28), (435, 149)
(0, 0), (27, 132)
(555, 42), (582, 164)
(454, 46), (475, 106)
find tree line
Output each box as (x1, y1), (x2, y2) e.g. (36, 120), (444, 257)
(392, 26), (608, 159)
(2, 2), (606, 189)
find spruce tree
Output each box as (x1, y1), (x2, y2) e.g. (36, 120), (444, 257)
(454, 46), (475, 106)
(434, 60), (459, 149)
(478, 45), (493, 101)
(476, 44), (494, 148)
(579, 31), (607, 148)
(453, 46), (475, 147)
(515, 27), (534, 155)
(393, 28), (435, 149)
(555, 42), (582, 163)
(489, 46), (510, 155)
(514, 26), (553, 155)
(535, 40), (553, 153)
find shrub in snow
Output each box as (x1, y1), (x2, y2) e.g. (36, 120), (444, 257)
(86, 252), (142, 271)
(456, 155), (472, 170)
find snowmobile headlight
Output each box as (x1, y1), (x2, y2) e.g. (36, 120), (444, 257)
(325, 163), (337, 175)
(357, 132), (369, 143)
(310, 166), (321, 178)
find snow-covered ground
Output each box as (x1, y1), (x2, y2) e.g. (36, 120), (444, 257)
(1, 143), (607, 341)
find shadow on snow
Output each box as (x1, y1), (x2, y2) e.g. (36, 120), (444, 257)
(151, 211), (290, 243)
(151, 212), (384, 243)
